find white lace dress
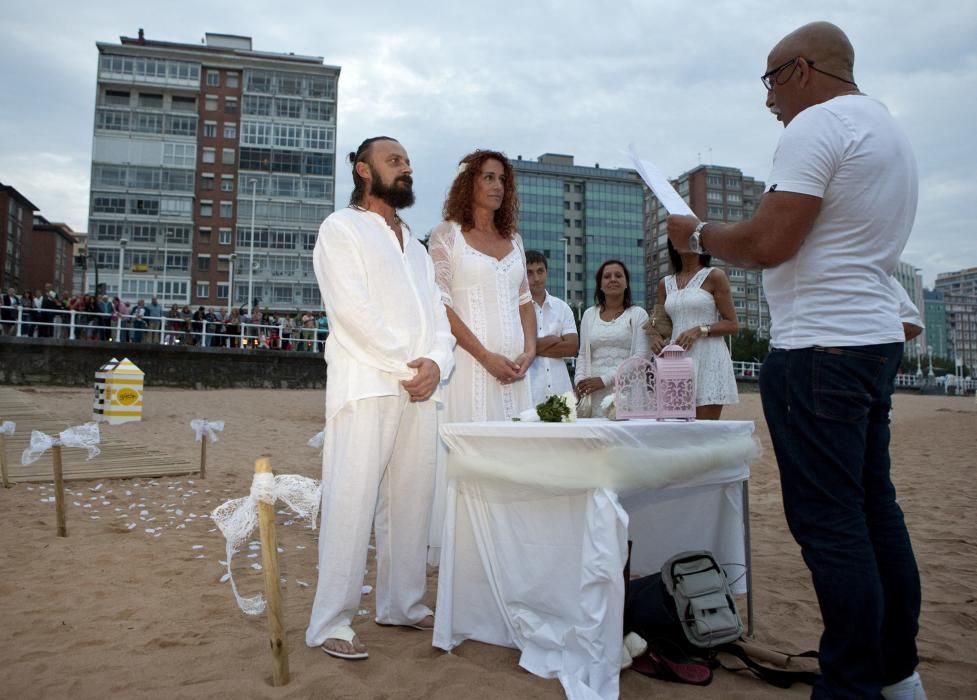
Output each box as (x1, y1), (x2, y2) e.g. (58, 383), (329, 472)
(428, 221), (533, 421)
(663, 268), (739, 407)
(574, 305), (650, 417)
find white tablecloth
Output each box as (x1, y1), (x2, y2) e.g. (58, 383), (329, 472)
(433, 418), (756, 700)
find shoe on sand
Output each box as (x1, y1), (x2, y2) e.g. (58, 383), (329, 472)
(321, 626), (368, 660)
(376, 614), (434, 631)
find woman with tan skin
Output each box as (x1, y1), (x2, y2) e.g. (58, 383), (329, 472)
(574, 260), (649, 417)
(427, 149), (535, 562)
(654, 240), (739, 419)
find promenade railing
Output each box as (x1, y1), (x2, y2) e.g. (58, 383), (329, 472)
(0, 304), (327, 353)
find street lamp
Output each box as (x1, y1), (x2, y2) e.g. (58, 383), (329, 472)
(118, 238), (128, 300)
(227, 252), (237, 316)
(247, 178), (257, 314)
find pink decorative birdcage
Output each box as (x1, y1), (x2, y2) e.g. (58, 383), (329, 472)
(614, 357), (657, 418)
(655, 344), (696, 421)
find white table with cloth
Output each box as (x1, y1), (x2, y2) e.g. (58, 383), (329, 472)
(432, 418), (759, 700)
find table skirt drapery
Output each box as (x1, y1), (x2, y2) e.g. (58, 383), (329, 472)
(433, 419), (758, 700)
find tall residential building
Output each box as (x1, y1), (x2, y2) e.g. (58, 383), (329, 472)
(893, 260), (925, 358)
(1, 183), (38, 290)
(923, 289), (948, 360)
(88, 30), (339, 311)
(511, 153), (645, 313)
(934, 267), (977, 372)
(645, 164), (769, 336)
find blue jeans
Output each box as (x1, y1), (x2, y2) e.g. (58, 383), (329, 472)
(759, 344), (920, 699)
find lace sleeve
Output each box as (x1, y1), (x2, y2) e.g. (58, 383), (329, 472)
(513, 233), (531, 305)
(428, 221), (456, 306)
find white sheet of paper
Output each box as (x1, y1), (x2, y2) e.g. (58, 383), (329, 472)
(626, 146), (694, 217)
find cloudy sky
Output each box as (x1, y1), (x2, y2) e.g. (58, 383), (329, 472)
(1, 0), (974, 286)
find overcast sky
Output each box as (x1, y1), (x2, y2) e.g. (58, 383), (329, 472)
(1, 0), (974, 287)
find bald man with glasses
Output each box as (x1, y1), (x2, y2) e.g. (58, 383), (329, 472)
(669, 22), (926, 700)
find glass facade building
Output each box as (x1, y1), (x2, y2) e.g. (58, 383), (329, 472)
(511, 154), (645, 315)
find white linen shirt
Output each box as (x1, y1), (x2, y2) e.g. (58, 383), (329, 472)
(313, 207), (455, 421)
(528, 291), (577, 406)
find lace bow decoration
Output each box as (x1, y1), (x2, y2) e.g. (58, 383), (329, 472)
(211, 473), (321, 616)
(190, 419), (224, 444)
(307, 430), (325, 451)
(21, 423), (101, 465)
(0, 421), (15, 435)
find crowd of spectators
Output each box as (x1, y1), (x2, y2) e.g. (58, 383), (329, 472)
(0, 284), (328, 351)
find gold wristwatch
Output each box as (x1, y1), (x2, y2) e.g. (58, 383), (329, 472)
(699, 325), (710, 337)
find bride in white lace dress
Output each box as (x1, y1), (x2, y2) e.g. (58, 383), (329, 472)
(427, 150), (536, 561)
(654, 241), (740, 419)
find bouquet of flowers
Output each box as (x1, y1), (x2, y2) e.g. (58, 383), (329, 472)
(536, 391), (578, 423)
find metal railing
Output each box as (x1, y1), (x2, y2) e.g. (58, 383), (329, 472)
(0, 304), (327, 352)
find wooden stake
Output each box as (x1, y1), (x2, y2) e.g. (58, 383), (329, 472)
(199, 436), (207, 479)
(255, 456), (289, 686)
(0, 434), (10, 488)
(52, 445), (67, 537)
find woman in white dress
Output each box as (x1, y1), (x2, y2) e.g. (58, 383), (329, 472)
(653, 240), (739, 419)
(574, 260), (650, 417)
(427, 150), (536, 561)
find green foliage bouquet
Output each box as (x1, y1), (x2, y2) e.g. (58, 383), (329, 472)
(536, 391), (578, 423)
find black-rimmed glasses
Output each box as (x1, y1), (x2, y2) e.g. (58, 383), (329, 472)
(762, 56), (859, 90)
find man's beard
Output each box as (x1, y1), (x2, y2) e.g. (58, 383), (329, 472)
(369, 165), (415, 209)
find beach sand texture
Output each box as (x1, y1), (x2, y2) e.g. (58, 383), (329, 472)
(0, 387), (974, 699)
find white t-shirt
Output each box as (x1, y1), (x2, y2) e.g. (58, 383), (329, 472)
(528, 291), (577, 406)
(763, 95), (918, 349)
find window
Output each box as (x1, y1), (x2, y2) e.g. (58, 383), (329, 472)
(133, 198), (160, 216)
(302, 152), (332, 176)
(707, 174), (723, 187)
(707, 205), (724, 218)
(224, 97), (238, 114)
(220, 175), (234, 192)
(574, 237), (582, 245)
(96, 109), (129, 131)
(274, 97), (302, 119)
(196, 282), (210, 299)
(219, 201), (233, 218)
(303, 126), (332, 150)
(103, 89), (130, 106)
(223, 122), (237, 139)
(216, 283), (229, 300)
(707, 190), (724, 202)
(273, 124), (302, 148)
(564, 184), (570, 192)
(200, 200), (213, 217)
(226, 72), (239, 88)
(575, 255), (583, 263)
(575, 220), (582, 229)
(202, 147), (216, 164)
(574, 184), (582, 193)
(222, 148), (235, 165)
(138, 92), (163, 109)
(726, 191), (742, 203)
(93, 196), (127, 214)
(205, 95), (219, 111)
(304, 101), (333, 121)
(564, 202), (570, 210)
(564, 218), (570, 227)
(171, 95), (196, 112)
(575, 273), (583, 281)
(574, 202), (581, 211)
(201, 174), (214, 191)
(726, 176), (741, 188)
(160, 198), (192, 216)
(203, 121), (217, 138)
(199, 227), (212, 243)
(165, 115), (197, 136)
(243, 95), (272, 116)
(206, 70), (220, 87)
(132, 112), (163, 133)
(219, 228), (232, 245)
(217, 257), (230, 272)
(198, 255), (211, 272)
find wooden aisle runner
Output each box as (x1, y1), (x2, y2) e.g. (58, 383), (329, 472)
(0, 388), (197, 482)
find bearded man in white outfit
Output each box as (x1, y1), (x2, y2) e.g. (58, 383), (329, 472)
(306, 136), (455, 660)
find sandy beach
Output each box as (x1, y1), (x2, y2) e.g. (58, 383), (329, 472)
(1, 386), (974, 699)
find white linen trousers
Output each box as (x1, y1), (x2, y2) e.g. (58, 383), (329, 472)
(305, 392), (437, 646)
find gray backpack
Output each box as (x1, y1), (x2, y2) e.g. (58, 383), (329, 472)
(661, 550), (743, 648)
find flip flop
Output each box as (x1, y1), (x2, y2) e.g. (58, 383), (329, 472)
(631, 649), (712, 686)
(321, 626), (368, 660)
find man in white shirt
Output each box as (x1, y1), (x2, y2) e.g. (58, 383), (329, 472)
(668, 22), (925, 700)
(306, 136), (455, 661)
(525, 250), (578, 407)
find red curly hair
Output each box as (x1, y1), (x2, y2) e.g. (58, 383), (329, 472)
(442, 149), (519, 238)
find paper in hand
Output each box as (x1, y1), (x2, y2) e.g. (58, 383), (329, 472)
(627, 146), (694, 217)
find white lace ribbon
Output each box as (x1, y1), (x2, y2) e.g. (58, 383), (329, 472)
(0, 421), (15, 435)
(307, 430), (325, 451)
(21, 423), (101, 465)
(211, 473), (321, 616)
(190, 419), (224, 444)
